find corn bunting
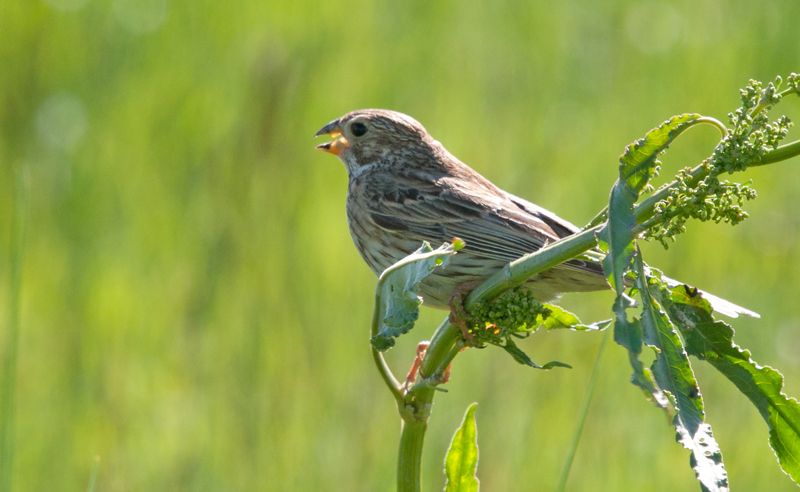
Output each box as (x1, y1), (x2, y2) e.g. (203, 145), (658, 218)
(315, 108), (609, 309)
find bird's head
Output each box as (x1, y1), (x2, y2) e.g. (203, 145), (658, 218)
(315, 109), (435, 174)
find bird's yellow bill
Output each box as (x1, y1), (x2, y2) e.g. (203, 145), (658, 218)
(316, 132), (349, 156)
(315, 120), (350, 156)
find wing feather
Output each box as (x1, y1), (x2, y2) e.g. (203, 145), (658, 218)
(364, 172), (594, 272)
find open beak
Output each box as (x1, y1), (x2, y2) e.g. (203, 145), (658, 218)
(314, 119), (350, 156)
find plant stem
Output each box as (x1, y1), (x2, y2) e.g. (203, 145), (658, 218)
(388, 117), (800, 491)
(754, 139), (800, 166)
(419, 319), (460, 378)
(397, 417), (428, 492)
(556, 329), (609, 492)
(465, 226), (603, 304)
(371, 292), (403, 404)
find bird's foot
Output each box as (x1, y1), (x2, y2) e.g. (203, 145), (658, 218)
(403, 341), (453, 389)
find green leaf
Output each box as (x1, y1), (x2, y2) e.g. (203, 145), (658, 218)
(371, 241), (459, 351)
(498, 303), (603, 369)
(444, 403), (479, 492)
(603, 114), (713, 408)
(661, 285), (800, 485)
(619, 113), (704, 194)
(602, 183), (637, 293)
(501, 338), (571, 370)
(613, 305), (665, 406)
(539, 304), (610, 332)
(635, 256), (728, 491)
(603, 113), (706, 292)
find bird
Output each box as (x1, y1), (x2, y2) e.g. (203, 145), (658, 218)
(314, 108), (608, 308)
(314, 109), (756, 318)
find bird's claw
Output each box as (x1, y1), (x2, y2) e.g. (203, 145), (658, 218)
(403, 341), (453, 390)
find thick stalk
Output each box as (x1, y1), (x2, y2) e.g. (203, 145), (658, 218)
(754, 139), (800, 166)
(397, 418), (427, 492)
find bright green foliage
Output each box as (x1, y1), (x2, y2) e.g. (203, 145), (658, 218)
(606, 250), (730, 491)
(444, 403), (480, 492)
(466, 288), (607, 369)
(371, 241), (461, 350)
(634, 258), (728, 492)
(604, 113), (710, 403)
(646, 76), (797, 247)
(601, 75), (800, 490)
(656, 284), (800, 485)
(604, 113), (707, 290)
(619, 113), (705, 192)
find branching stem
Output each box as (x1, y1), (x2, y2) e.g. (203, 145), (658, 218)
(389, 102), (800, 492)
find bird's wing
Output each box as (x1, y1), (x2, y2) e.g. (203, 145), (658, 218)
(505, 192), (581, 238)
(364, 173), (595, 273)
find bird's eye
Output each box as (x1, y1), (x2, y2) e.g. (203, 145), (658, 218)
(351, 122), (368, 137)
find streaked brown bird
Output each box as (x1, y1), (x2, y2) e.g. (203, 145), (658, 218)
(314, 109), (608, 308)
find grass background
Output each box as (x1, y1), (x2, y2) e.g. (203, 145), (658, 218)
(1, 0), (800, 490)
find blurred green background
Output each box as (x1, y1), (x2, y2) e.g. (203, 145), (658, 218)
(1, 0), (799, 490)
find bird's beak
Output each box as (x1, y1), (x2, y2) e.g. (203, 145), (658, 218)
(314, 119), (350, 156)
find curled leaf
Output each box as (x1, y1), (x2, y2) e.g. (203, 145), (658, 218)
(371, 241), (459, 350)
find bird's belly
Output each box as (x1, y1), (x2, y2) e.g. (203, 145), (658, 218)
(345, 207), (606, 309)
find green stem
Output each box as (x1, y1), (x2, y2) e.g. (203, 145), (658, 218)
(749, 86), (798, 118)
(419, 319), (460, 379)
(388, 104), (800, 491)
(754, 139), (800, 166)
(694, 116), (729, 137)
(633, 162), (710, 223)
(556, 329), (609, 492)
(397, 418), (427, 492)
(371, 292), (403, 403)
(466, 226), (603, 304)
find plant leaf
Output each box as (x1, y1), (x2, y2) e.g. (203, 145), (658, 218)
(539, 304), (611, 332)
(603, 113), (706, 291)
(501, 338), (571, 370)
(602, 183), (637, 293)
(604, 199), (663, 403)
(444, 403), (480, 492)
(603, 114), (712, 406)
(619, 113), (704, 194)
(635, 256), (728, 492)
(371, 241), (459, 351)
(660, 285), (800, 485)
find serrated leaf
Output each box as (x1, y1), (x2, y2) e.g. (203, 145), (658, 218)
(604, 113), (707, 292)
(501, 338), (571, 370)
(604, 115), (713, 411)
(660, 286), (800, 485)
(615, 309), (666, 406)
(444, 403), (480, 492)
(608, 250), (665, 406)
(371, 241), (459, 351)
(619, 113), (704, 194)
(635, 256), (728, 492)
